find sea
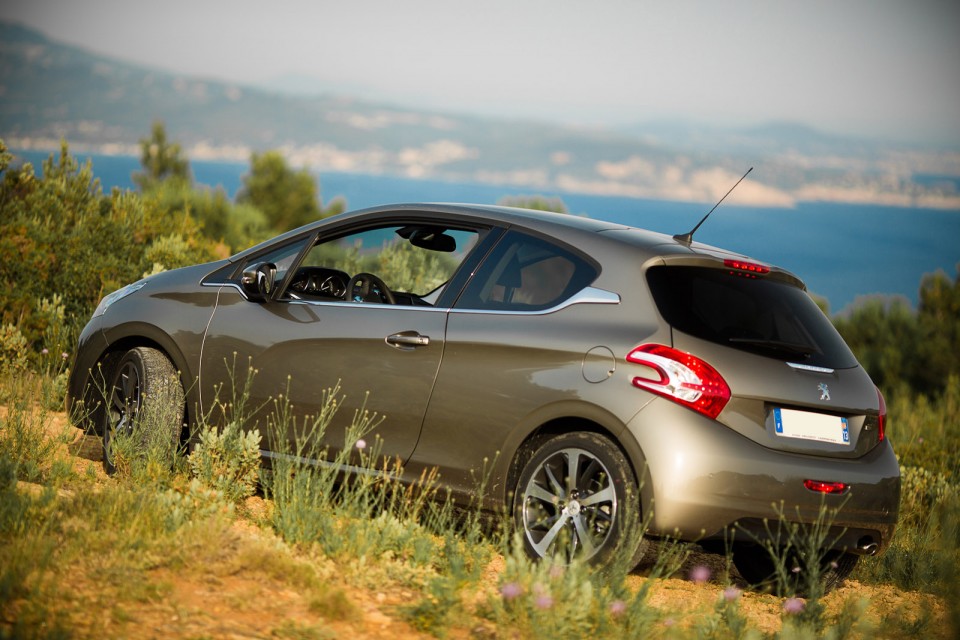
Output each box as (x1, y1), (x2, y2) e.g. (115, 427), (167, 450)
(12, 150), (960, 315)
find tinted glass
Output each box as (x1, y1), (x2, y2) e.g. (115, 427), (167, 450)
(456, 230), (598, 311)
(647, 266), (858, 368)
(276, 225), (480, 305)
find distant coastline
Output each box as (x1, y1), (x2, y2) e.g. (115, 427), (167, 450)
(8, 138), (960, 212)
(10, 148), (959, 315)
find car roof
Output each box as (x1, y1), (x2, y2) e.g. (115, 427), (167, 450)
(227, 202), (800, 286)
(231, 202), (670, 261)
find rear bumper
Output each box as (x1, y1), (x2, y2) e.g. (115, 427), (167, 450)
(626, 400), (900, 554)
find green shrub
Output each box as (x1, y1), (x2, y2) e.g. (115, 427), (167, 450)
(158, 478), (233, 530)
(888, 376), (960, 480)
(0, 140), (224, 359)
(0, 324), (28, 374)
(483, 537), (677, 639)
(189, 421), (262, 505)
(856, 466), (959, 594)
(0, 401), (71, 484)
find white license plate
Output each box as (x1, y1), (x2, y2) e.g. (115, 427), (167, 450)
(773, 407), (850, 445)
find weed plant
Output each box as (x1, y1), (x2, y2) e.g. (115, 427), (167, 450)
(258, 376), (498, 634)
(854, 376), (960, 621)
(1, 361), (957, 637)
(483, 533), (693, 639)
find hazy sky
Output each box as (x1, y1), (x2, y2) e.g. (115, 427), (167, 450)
(2, 0), (959, 145)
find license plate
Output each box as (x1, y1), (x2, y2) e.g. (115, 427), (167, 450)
(773, 407), (850, 445)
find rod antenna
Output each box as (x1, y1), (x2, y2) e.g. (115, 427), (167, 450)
(673, 167), (753, 245)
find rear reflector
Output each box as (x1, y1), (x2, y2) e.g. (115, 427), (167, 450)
(626, 344), (730, 419)
(803, 479), (849, 494)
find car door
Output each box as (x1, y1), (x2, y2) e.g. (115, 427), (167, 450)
(199, 220), (483, 466)
(410, 229), (622, 498)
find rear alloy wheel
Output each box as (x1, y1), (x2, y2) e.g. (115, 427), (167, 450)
(102, 347), (184, 474)
(732, 544), (859, 596)
(514, 432), (645, 570)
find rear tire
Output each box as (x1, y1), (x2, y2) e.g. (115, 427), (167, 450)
(102, 347), (184, 474)
(732, 544), (859, 596)
(513, 431), (646, 571)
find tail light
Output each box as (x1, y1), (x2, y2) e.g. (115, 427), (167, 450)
(723, 259), (770, 278)
(626, 344), (730, 419)
(876, 387), (886, 441)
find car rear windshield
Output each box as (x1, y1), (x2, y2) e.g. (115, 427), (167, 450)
(646, 265), (858, 369)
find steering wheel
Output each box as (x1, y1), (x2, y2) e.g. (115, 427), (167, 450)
(346, 272), (396, 304)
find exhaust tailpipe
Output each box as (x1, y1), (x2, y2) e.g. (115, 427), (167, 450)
(856, 536), (879, 556)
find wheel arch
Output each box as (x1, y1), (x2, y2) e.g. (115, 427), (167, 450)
(497, 406), (654, 523)
(82, 324), (197, 441)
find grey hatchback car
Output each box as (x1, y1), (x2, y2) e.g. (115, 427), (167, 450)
(68, 203), (900, 590)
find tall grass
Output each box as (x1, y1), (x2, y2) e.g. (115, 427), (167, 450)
(257, 376), (498, 634)
(2, 362), (957, 637)
(853, 377), (960, 633)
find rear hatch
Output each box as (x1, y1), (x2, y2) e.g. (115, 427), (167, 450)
(645, 257), (884, 459)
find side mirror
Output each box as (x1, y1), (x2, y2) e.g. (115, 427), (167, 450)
(240, 262), (277, 302)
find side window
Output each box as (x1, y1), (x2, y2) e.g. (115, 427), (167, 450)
(238, 240), (306, 284)
(283, 224), (480, 305)
(455, 230), (598, 311)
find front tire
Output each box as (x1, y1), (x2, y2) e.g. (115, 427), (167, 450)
(102, 347), (184, 474)
(513, 431), (645, 570)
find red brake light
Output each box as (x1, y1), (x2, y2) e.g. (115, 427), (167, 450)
(803, 479), (849, 494)
(626, 344), (731, 419)
(723, 259), (770, 278)
(876, 387), (886, 441)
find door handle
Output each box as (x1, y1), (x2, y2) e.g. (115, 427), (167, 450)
(386, 332), (430, 349)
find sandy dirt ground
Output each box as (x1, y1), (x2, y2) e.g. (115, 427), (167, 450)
(5, 407), (950, 638)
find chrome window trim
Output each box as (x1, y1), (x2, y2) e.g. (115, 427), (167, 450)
(286, 299), (449, 313)
(203, 281), (246, 297)
(451, 286), (620, 316)
(786, 362), (836, 374)
(203, 281), (620, 315)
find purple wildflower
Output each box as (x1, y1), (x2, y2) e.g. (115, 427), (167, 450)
(723, 586), (741, 602)
(500, 582), (522, 600)
(609, 600), (627, 617)
(783, 597), (805, 614)
(355, 439), (367, 450)
(534, 593), (553, 610)
(689, 564), (711, 584)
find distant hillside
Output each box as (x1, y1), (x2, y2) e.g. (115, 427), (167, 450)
(2, 21), (958, 208)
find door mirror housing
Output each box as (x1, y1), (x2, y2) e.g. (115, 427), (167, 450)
(241, 262), (277, 302)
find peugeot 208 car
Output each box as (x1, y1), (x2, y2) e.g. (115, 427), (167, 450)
(67, 203), (900, 591)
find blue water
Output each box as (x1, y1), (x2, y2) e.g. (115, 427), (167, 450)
(11, 150), (960, 314)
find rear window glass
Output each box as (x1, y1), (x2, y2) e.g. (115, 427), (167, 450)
(647, 266), (858, 368)
(455, 230), (598, 311)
